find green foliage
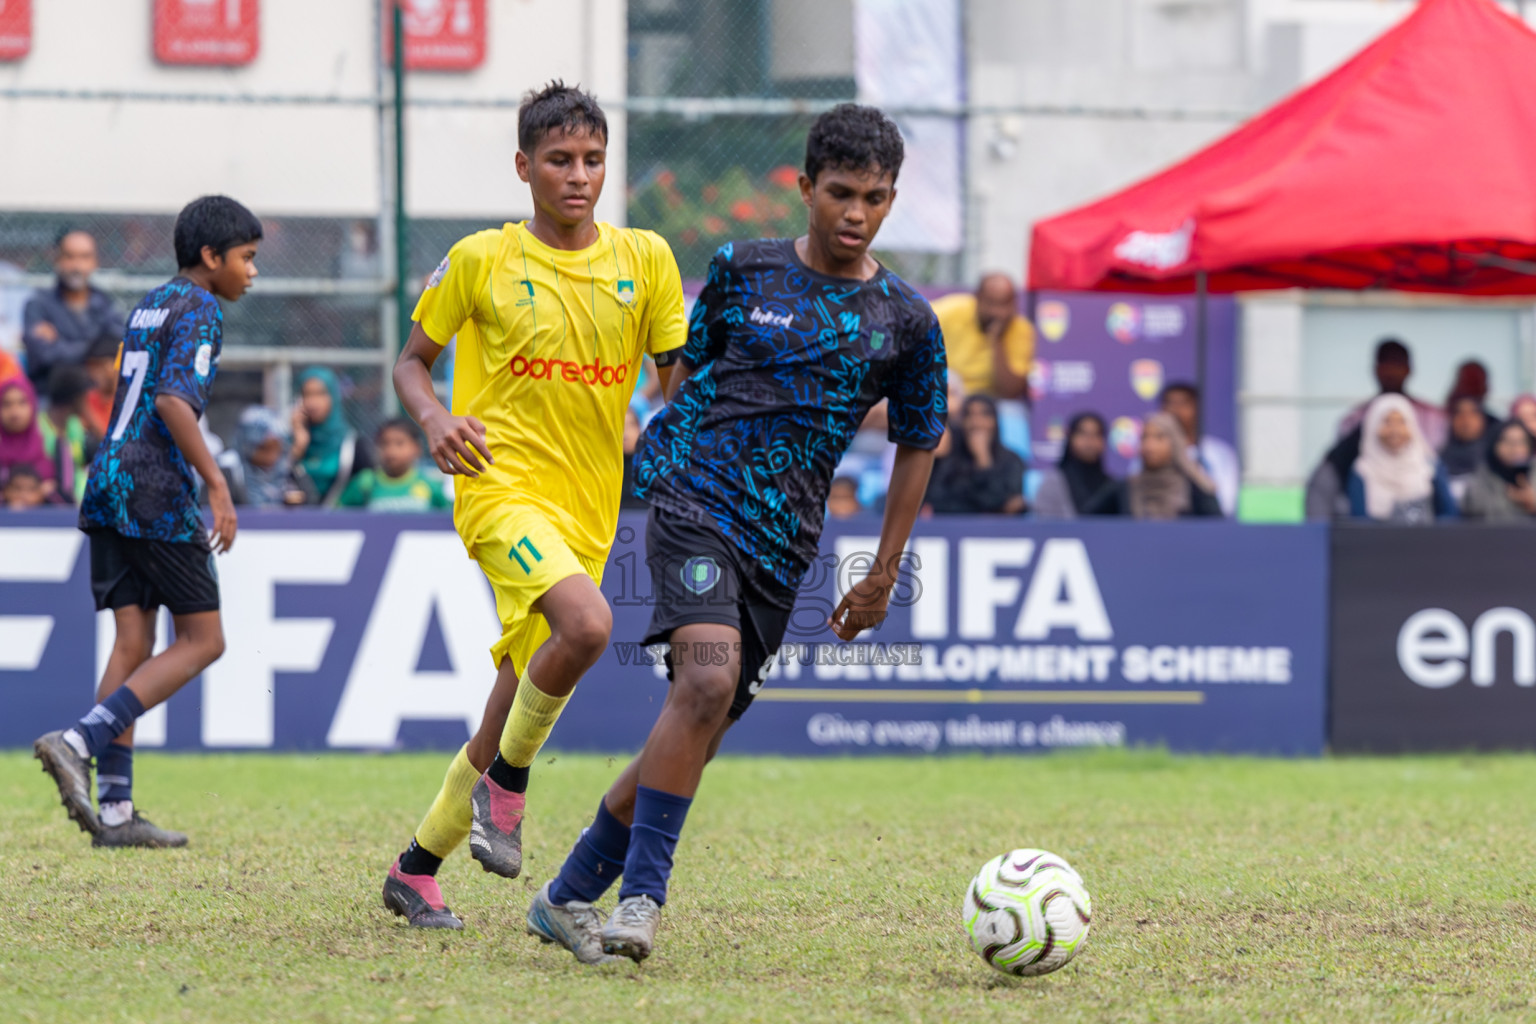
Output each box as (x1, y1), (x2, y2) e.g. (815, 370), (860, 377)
(5, 750), (1536, 1022)
(628, 114), (814, 277)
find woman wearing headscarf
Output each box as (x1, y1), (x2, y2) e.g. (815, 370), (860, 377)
(1460, 420), (1536, 521)
(218, 406), (317, 508)
(1033, 412), (1115, 519)
(0, 375), (59, 501)
(1509, 394), (1536, 439)
(290, 367), (369, 505)
(1347, 393), (1457, 523)
(1092, 413), (1221, 520)
(924, 394), (1027, 515)
(1439, 394), (1494, 500)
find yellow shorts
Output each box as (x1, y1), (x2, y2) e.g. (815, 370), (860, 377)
(459, 500), (607, 672)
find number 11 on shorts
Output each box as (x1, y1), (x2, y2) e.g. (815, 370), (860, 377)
(508, 536), (544, 573)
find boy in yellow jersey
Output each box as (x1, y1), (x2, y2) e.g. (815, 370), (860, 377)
(380, 83), (688, 952)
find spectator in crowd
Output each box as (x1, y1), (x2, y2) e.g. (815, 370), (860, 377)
(1337, 338), (1448, 450)
(80, 335), (120, 440)
(0, 347), (20, 384)
(1509, 394), (1536, 438)
(1447, 359), (1499, 423)
(219, 406), (316, 508)
(925, 395), (1027, 515)
(1099, 411), (1216, 521)
(827, 476), (862, 519)
(3, 463), (47, 510)
(1460, 420), (1536, 522)
(1094, 413), (1221, 519)
(0, 375), (57, 501)
(21, 229), (125, 392)
(1304, 426), (1361, 521)
(931, 273), (1033, 400)
(620, 407), (649, 511)
(1034, 412), (1115, 519)
(1158, 382), (1239, 517)
(1346, 394), (1456, 523)
(38, 365), (97, 505)
(337, 418), (450, 512)
(290, 367), (370, 505)
(1439, 394), (1493, 500)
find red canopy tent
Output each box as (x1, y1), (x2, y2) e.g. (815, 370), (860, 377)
(1029, 0), (1536, 298)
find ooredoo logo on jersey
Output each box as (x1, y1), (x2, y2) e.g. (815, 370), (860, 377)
(507, 354), (629, 387)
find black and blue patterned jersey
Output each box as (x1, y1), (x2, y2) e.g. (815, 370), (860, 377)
(635, 238), (947, 594)
(79, 277), (222, 544)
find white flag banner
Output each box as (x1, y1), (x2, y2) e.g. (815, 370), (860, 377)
(854, 0), (963, 253)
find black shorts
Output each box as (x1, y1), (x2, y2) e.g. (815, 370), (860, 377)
(88, 529), (220, 616)
(642, 506), (795, 720)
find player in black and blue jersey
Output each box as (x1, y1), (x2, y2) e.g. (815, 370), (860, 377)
(524, 104), (948, 962)
(33, 196), (261, 848)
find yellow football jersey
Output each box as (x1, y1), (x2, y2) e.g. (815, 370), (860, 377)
(413, 221), (687, 559)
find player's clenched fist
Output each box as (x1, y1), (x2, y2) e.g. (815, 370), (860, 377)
(423, 409), (494, 477)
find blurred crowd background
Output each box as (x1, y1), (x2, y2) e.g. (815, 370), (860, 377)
(3, 0), (1533, 524)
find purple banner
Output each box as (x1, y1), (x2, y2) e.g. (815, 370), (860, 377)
(0, 509), (1324, 756)
(1027, 292), (1237, 474)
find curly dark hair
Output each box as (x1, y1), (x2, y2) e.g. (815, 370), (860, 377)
(804, 103), (905, 183)
(518, 80), (607, 153)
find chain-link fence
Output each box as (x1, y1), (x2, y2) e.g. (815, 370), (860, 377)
(0, 0), (1242, 462)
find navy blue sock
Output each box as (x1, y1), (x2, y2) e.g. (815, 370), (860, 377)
(96, 743), (133, 804)
(71, 688), (146, 758)
(618, 786), (692, 907)
(550, 797), (632, 905)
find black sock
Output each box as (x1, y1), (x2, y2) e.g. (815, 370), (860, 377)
(486, 753), (530, 794)
(399, 838), (443, 877)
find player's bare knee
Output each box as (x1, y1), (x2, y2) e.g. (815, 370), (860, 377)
(557, 603), (612, 665)
(114, 632), (153, 665)
(672, 666), (736, 731)
(182, 624), (225, 665)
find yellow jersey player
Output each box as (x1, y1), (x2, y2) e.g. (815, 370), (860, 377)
(381, 82), (687, 949)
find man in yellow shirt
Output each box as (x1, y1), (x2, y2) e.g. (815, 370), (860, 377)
(931, 272), (1033, 399)
(380, 83), (687, 958)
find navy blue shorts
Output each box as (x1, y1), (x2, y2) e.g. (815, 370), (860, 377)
(642, 507), (794, 720)
(88, 528), (219, 616)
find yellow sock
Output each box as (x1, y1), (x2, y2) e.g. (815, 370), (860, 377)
(413, 744), (480, 859)
(498, 671), (571, 767)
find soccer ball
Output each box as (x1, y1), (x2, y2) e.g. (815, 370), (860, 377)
(962, 848), (1092, 976)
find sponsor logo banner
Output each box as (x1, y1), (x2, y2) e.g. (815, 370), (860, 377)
(0, 513), (1327, 755)
(1331, 526), (1536, 751)
(1025, 292), (1236, 474)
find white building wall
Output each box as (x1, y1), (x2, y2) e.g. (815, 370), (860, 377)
(0, 0), (626, 225)
(963, 0), (1434, 284)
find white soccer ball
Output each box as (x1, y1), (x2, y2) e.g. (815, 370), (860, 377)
(962, 848), (1092, 976)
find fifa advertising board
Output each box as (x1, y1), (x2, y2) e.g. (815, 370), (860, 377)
(0, 512), (1327, 755)
(1331, 525), (1536, 752)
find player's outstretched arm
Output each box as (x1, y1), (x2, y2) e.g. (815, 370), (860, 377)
(829, 442), (935, 641)
(157, 393), (237, 553)
(393, 323), (494, 477)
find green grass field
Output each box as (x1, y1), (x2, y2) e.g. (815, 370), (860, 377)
(5, 750), (1536, 1024)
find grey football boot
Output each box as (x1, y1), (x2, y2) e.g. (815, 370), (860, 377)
(93, 810), (189, 849)
(602, 894), (663, 962)
(33, 730), (99, 836)
(526, 881), (623, 964)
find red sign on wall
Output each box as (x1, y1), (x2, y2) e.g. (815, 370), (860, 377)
(154, 0), (260, 66)
(0, 0), (31, 62)
(385, 0), (486, 72)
